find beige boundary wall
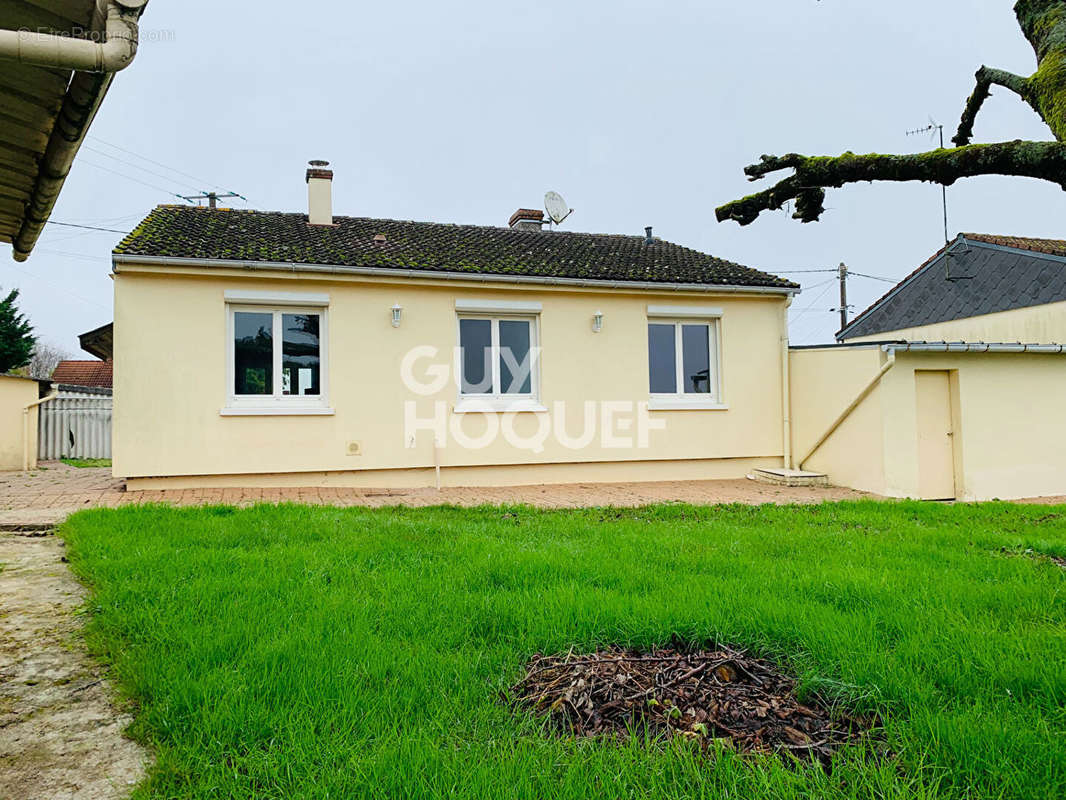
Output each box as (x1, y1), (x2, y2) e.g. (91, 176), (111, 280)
(790, 345), (1066, 501)
(0, 375), (42, 471)
(114, 264), (791, 489)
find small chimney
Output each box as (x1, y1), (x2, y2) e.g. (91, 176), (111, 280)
(644, 226), (654, 245)
(509, 208), (544, 231)
(306, 160), (334, 225)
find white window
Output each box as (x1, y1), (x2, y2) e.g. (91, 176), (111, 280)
(647, 318), (724, 410)
(456, 314), (542, 411)
(224, 302), (331, 415)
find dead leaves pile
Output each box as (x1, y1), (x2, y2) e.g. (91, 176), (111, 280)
(509, 644), (877, 766)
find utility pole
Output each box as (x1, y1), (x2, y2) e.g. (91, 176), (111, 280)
(179, 190), (245, 209)
(837, 262), (849, 330)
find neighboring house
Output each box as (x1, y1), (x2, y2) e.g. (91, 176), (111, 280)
(788, 235), (1066, 502)
(52, 361), (113, 389)
(838, 233), (1066, 343)
(111, 162), (800, 490)
(79, 322), (114, 361)
(0, 1), (151, 261)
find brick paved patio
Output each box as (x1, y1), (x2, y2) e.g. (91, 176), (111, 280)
(0, 462), (882, 526)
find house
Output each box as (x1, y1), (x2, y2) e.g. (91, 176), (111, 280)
(52, 361), (113, 389)
(0, 1), (151, 261)
(788, 235), (1066, 502)
(111, 162), (800, 490)
(837, 233), (1066, 343)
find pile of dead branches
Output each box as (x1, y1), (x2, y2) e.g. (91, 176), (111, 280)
(509, 644), (877, 766)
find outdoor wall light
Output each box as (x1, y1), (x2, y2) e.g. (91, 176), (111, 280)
(592, 310), (604, 333)
(391, 303), (403, 328)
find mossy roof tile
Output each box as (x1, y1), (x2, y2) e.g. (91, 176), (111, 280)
(114, 206), (798, 290)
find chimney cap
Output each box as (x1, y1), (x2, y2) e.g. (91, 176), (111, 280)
(306, 160), (334, 183)
(509, 208), (545, 228)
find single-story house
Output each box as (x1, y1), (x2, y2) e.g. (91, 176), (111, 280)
(111, 163), (800, 490)
(789, 233), (1066, 502)
(52, 360), (113, 389)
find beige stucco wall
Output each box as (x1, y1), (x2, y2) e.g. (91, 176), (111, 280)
(847, 299), (1066, 345)
(789, 345), (1066, 501)
(789, 346), (887, 495)
(0, 375), (40, 471)
(113, 264), (791, 487)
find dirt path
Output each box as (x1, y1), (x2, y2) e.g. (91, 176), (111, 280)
(0, 531), (147, 800)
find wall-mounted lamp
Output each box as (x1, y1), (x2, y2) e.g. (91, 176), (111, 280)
(592, 310), (603, 333)
(391, 303), (403, 328)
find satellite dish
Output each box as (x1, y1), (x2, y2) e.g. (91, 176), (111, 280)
(544, 191), (572, 225)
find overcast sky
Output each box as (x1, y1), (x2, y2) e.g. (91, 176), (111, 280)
(3, 0), (1063, 354)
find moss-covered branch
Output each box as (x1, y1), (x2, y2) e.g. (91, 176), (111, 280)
(715, 141), (1066, 225)
(953, 66), (1036, 146)
(717, 1), (1066, 225)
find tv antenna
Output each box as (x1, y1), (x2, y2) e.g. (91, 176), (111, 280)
(179, 190), (247, 209)
(906, 117), (949, 244)
(544, 190), (573, 227)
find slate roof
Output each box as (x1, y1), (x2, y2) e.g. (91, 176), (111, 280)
(113, 206), (797, 291)
(51, 360), (112, 389)
(838, 233), (1066, 340)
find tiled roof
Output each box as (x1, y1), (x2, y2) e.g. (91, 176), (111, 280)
(838, 233), (1066, 340)
(52, 360), (112, 388)
(114, 206), (798, 290)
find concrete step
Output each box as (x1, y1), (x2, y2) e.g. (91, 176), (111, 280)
(748, 468), (830, 488)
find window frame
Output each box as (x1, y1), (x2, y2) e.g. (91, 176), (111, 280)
(223, 302), (332, 416)
(646, 316), (726, 411)
(454, 312), (544, 413)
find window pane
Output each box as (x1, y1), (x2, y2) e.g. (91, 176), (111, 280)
(499, 320), (532, 394)
(282, 313), (321, 396)
(682, 324), (711, 394)
(459, 318), (492, 393)
(648, 324), (677, 394)
(234, 312), (273, 395)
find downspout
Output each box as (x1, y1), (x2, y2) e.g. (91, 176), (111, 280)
(1, 1), (148, 262)
(781, 296), (793, 469)
(23, 393), (58, 471)
(0, 0), (145, 72)
(798, 349), (896, 471)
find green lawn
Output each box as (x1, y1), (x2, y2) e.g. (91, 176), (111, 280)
(60, 457), (111, 468)
(63, 502), (1066, 799)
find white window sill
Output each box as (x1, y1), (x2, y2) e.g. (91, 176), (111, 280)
(648, 398), (729, 411)
(220, 406), (335, 417)
(453, 398), (548, 414)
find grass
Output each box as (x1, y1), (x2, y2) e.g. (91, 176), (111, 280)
(61, 458), (111, 468)
(63, 501), (1066, 800)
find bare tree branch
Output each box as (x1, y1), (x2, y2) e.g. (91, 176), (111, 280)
(715, 141), (1066, 226)
(954, 66), (1035, 146)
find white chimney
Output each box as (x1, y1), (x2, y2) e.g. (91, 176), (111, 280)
(306, 160), (334, 225)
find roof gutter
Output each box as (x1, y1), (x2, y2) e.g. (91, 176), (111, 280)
(881, 342), (1066, 354)
(3, 1), (149, 262)
(110, 254), (801, 296)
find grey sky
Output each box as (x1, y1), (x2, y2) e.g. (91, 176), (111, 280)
(4, 0), (1062, 354)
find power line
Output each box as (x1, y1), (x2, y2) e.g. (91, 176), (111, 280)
(79, 159), (193, 203)
(81, 144), (202, 193)
(86, 135), (248, 202)
(45, 220), (133, 234)
(849, 271), (897, 283)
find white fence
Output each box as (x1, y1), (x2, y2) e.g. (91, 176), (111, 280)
(38, 385), (113, 460)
